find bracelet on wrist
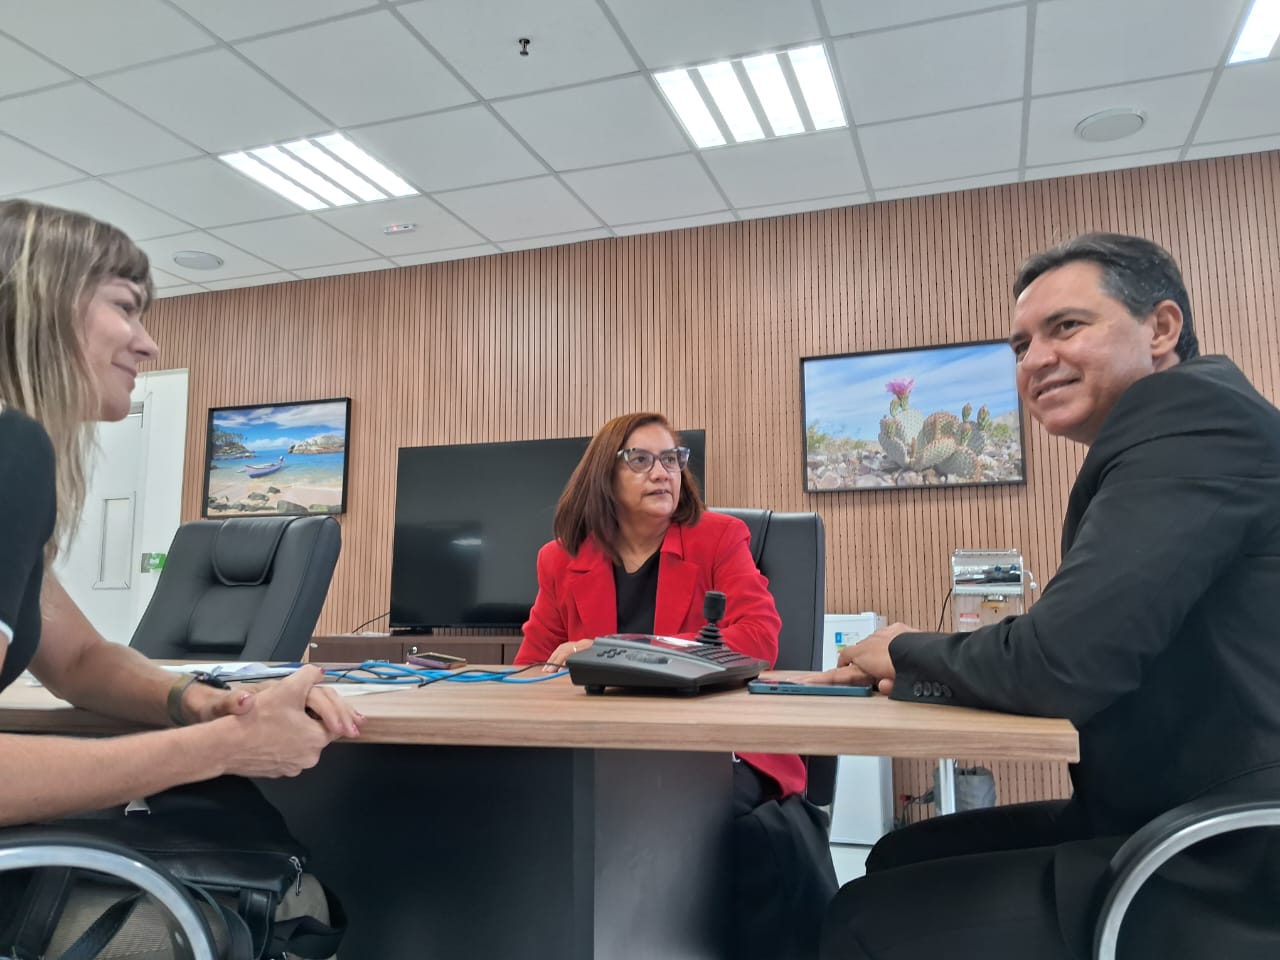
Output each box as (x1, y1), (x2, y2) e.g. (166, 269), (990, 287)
(166, 671), (230, 727)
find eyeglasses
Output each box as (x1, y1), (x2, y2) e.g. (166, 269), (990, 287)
(616, 446), (691, 474)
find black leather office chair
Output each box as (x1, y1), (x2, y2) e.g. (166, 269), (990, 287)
(130, 516), (341, 662)
(710, 507), (837, 807)
(1093, 795), (1280, 959)
(0, 829), (217, 959)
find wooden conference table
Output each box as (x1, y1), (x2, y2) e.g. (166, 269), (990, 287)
(0, 670), (1077, 960)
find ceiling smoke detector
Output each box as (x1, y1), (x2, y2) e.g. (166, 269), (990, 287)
(1074, 108), (1146, 143)
(172, 250), (224, 270)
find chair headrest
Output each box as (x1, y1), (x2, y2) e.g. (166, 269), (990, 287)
(709, 507), (771, 567)
(211, 518), (294, 586)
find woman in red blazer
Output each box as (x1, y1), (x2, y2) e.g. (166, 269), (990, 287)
(515, 412), (836, 959)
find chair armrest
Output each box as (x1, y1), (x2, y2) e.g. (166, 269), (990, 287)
(0, 828), (217, 960)
(1093, 797), (1280, 960)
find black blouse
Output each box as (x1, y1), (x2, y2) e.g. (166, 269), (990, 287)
(0, 408), (56, 694)
(613, 550), (660, 635)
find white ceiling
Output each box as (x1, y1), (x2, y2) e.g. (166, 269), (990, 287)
(1, 0), (1276, 297)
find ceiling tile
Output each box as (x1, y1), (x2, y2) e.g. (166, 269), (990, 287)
(1026, 73), (1212, 167)
(495, 76), (689, 170)
(96, 49), (327, 153)
(400, 0), (637, 99)
(150, 269), (186, 289)
(294, 259), (395, 279)
(563, 155), (724, 225)
(0, 85), (199, 174)
(737, 193), (869, 220)
(859, 101), (1022, 189)
(835, 7), (1025, 124)
(1033, 0), (1242, 94)
(237, 11), (473, 126)
(499, 229), (612, 252)
(393, 245), (499, 267)
(703, 130), (864, 207)
(22, 180), (189, 240)
(0, 0), (214, 75)
(612, 211), (736, 236)
(1024, 150), (1182, 182)
(211, 215), (379, 270)
(0, 135), (83, 195)
(316, 196), (483, 255)
(1185, 134), (1280, 161)
(106, 158), (302, 228)
(876, 171), (1017, 200)
(1196, 59), (1280, 144)
(203, 272), (297, 291)
(605, 0), (822, 68)
(169, 0), (378, 41)
(821, 0), (1012, 35)
(155, 284), (206, 298)
(434, 177), (600, 241)
(351, 107), (545, 192)
(137, 231), (280, 282)
(0, 34), (70, 96)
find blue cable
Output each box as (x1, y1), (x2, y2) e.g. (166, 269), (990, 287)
(322, 660), (567, 686)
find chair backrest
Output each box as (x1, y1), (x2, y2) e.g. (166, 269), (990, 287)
(710, 508), (826, 672)
(709, 508), (837, 807)
(130, 516), (341, 662)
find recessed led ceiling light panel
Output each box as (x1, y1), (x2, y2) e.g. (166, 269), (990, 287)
(654, 42), (847, 149)
(219, 134), (417, 211)
(1230, 0), (1280, 64)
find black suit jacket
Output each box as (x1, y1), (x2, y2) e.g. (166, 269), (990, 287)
(890, 355), (1280, 836)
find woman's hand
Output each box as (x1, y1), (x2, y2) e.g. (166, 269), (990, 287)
(543, 638), (594, 672)
(220, 666), (355, 779)
(187, 669), (364, 738)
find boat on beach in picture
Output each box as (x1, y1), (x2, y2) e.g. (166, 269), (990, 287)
(246, 456), (286, 479)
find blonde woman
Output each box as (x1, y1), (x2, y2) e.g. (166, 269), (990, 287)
(0, 199), (362, 824)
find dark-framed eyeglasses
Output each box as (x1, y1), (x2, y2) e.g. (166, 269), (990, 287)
(616, 446), (691, 474)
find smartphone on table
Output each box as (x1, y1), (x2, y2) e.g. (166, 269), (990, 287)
(406, 652), (468, 670)
(747, 680), (874, 697)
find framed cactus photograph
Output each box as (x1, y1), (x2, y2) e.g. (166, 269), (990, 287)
(801, 341), (1025, 491)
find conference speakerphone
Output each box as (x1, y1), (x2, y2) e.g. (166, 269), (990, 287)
(566, 634), (767, 695)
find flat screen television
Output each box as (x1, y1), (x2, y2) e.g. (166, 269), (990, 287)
(389, 430), (707, 631)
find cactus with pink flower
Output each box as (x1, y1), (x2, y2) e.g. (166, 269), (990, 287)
(878, 378), (989, 480)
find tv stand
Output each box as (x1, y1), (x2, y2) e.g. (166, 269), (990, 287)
(309, 631), (523, 665)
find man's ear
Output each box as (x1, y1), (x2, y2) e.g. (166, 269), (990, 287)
(1147, 299), (1183, 367)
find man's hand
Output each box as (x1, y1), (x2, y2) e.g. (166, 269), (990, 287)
(835, 622), (918, 695)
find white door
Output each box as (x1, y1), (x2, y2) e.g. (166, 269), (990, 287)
(53, 370), (189, 645)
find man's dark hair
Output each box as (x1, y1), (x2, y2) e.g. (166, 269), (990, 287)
(1013, 233), (1199, 361)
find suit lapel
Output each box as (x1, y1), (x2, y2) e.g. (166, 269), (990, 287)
(568, 538), (617, 636)
(655, 524), (699, 636)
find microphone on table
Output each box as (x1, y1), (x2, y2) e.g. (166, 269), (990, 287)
(697, 591), (727, 645)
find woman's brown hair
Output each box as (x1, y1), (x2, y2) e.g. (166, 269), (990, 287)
(553, 412), (705, 562)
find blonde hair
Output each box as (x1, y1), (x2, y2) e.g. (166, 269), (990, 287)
(0, 199), (154, 563)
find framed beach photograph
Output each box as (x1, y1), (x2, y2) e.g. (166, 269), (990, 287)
(801, 341), (1025, 492)
(203, 398), (351, 518)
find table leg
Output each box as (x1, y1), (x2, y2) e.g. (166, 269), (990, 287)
(259, 744), (732, 960)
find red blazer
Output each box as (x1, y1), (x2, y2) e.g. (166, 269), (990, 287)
(515, 511), (807, 798)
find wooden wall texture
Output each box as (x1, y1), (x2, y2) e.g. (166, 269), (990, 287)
(143, 151), (1280, 817)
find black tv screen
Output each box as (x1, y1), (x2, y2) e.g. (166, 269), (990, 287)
(389, 430), (706, 631)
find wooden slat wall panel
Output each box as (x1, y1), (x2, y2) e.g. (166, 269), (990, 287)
(143, 153), (1280, 814)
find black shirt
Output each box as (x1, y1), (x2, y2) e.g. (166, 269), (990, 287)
(0, 408), (55, 694)
(613, 550), (660, 635)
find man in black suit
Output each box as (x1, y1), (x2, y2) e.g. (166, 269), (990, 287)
(819, 234), (1280, 959)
